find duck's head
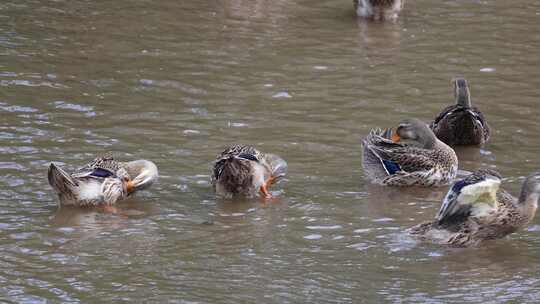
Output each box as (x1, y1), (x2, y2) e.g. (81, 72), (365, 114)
(453, 77), (472, 108)
(392, 118), (437, 149)
(122, 160), (159, 194)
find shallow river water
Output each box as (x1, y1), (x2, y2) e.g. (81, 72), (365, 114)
(1, 0), (540, 303)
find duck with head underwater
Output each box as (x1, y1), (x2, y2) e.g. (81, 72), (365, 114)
(362, 118), (458, 187)
(48, 155), (158, 207)
(410, 169), (540, 247)
(212, 145), (287, 199)
(430, 77), (490, 146)
(354, 0), (404, 21)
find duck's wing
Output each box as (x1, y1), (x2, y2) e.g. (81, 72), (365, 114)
(471, 106), (490, 139)
(368, 144), (436, 174)
(436, 169), (501, 226)
(363, 128), (414, 175)
(430, 104), (459, 129)
(73, 155), (121, 179)
(213, 145), (262, 182)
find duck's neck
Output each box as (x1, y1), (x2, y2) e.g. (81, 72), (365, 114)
(421, 132), (438, 150)
(517, 187), (539, 221)
(454, 79), (472, 108)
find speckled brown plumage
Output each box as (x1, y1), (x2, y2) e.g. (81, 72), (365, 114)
(211, 145), (287, 198)
(410, 170), (540, 247)
(362, 119), (458, 187)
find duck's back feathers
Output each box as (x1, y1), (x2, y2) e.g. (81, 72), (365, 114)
(431, 105), (490, 146)
(212, 145), (286, 198)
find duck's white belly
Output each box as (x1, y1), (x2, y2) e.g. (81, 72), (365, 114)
(77, 179), (103, 201)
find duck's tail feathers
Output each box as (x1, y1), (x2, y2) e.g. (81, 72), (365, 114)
(362, 128), (395, 182)
(48, 163), (77, 195)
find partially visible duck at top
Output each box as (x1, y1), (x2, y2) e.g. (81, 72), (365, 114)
(211, 145), (287, 199)
(430, 77), (490, 146)
(409, 169), (540, 247)
(354, 0), (404, 21)
(48, 155), (158, 207)
(362, 118), (458, 187)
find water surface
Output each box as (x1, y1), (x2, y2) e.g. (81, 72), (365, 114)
(1, 0), (540, 302)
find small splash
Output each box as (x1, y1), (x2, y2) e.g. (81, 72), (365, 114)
(304, 234), (322, 240)
(183, 129), (200, 135)
(228, 121), (248, 128)
(479, 149), (492, 156)
(272, 91), (292, 98)
(264, 84), (274, 87)
(313, 65), (328, 70)
(480, 67), (496, 73)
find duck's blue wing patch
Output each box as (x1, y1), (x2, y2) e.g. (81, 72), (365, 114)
(89, 168), (115, 178)
(382, 160), (401, 175)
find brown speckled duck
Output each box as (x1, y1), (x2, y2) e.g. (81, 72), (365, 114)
(409, 169), (540, 247)
(430, 77), (490, 146)
(362, 118), (458, 187)
(354, 0), (404, 21)
(48, 155), (158, 207)
(211, 145), (287, 198)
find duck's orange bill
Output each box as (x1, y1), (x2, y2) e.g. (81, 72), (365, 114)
(260, 185), (271, 198)
(259, 176), (274, 198)
(391, 129), (401, 142)
(126, 180), (136, 194)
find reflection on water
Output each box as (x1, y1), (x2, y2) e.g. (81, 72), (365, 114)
(1, 0), (540, 302)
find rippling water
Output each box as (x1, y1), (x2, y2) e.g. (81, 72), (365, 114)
(1, 0), (540, 302)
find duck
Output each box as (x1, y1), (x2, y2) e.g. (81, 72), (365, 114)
(430, 77), (490, 146)
(211, 145), (287, 198)
(362, 118), (458, 187)
(409, 169), (540, 247)
(48, 155), (158, 207)
(354, 0), (404, 21)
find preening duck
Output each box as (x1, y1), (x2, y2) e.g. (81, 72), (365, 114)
(362, 118), (458, 187)
(409, 169), (540, 247)
(354, 0), (404, 21)
(430, 77), (490, 146)
(48, 155), (158, 207)
(211, 145), (287, 198)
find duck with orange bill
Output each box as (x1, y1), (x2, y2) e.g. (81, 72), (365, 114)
(362, 118), (458, 187)
(211, 145), (287, 199)
(48, 155), (158, 207)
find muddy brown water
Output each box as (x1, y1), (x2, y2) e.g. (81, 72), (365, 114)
(1, 0), (540, 302)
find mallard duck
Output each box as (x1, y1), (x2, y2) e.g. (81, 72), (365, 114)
(48, 155), (158, 207)
(430, 77), (490, 146)
(211, 145), (287, 198)
(354, 0), (404, 21)
(362, 118), (458, 187)
(409, 169), (540, 247)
